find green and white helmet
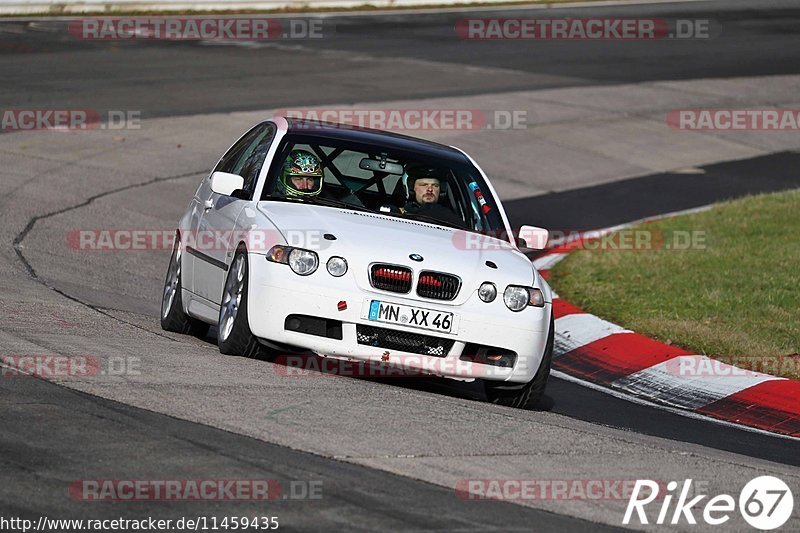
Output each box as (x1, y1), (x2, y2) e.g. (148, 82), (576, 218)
(279, 149), (324, 197)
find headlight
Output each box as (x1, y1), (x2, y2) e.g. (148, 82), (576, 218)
(478, 282), (497, 302)
(503, 286), (530, 312)
(503, 286), (546, 311)
(266, 245), (319, 276)
(326, 256), (348, 277)
(288, 248), (318, 276)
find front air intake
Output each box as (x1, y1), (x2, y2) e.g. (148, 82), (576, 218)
(370, 264), (412, 294)
(417, 271), (460, 301)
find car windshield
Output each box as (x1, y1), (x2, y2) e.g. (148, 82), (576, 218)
(261, 133), (509, 238)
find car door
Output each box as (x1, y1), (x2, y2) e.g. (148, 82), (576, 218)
(185, 125), (259, 298)
(193, 122), (277, 306)
(180, 176), (210, 299)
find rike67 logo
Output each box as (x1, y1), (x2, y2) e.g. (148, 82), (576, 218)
(624, 476), (794, 529)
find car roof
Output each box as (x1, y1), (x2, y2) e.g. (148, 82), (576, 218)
(282, 117), (469, 164)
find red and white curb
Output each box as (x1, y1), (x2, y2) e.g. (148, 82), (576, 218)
(535, 239), (800, 439)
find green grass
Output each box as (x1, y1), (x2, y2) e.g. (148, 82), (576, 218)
(550, 190), (800, 380)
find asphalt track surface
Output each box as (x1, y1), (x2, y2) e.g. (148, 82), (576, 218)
(2, 0), (800, 530)
(504, 151), (800, 231)
(3, 376), (617, 532)
(0, 0), (797, 117)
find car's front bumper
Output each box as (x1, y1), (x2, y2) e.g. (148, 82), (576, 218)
(247, 254), (551, 383)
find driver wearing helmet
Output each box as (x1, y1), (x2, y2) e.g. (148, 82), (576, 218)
(402, 167), (462, 227)
(278, 149), (324, 197)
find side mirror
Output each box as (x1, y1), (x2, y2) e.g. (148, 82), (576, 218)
(210, 171), (245, 197)
(517, 225), (549, 250)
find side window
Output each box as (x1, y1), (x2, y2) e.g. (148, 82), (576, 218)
(215, 124), (264, 175)
(234, 123), (276, 196)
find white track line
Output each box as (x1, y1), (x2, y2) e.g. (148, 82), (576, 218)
(551, 369), (800, 442)
(612, 356), (785, 410)
(554, 314), (631, 356)
(533, 252), (568, 271)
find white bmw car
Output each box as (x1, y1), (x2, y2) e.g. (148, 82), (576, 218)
(161, 117), (554, 408)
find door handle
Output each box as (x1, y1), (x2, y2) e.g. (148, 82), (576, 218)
(204, 198), (214, 210)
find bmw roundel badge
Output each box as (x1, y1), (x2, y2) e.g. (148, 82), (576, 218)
(409, 254), (424, 262)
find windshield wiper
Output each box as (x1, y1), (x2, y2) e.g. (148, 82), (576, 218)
(262, 194), (373, 213)
(302, 196), (374, 212)
(399, 211), (466, 231)
(308, 196), (389, 215)
(260, 195), (299, 204)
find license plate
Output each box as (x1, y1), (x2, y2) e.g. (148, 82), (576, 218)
(368, 300), (455, 334)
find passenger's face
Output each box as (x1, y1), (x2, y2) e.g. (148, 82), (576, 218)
(414, 178), (440, 204)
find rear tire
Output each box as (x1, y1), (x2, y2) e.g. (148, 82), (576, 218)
(217, 248), (262, 358)
(483, 313), (554, 409)
(161, 236), (210, 337)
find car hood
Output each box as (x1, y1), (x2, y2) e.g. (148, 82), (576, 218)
(256, 201), (537, 305)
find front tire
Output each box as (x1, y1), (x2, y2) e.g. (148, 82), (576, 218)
(483, 313), (554, 409)
(217, 248), (262, 358)
(161, 236), (210, 337)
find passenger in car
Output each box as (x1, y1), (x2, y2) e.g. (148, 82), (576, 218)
(403, 170), (463, 227)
